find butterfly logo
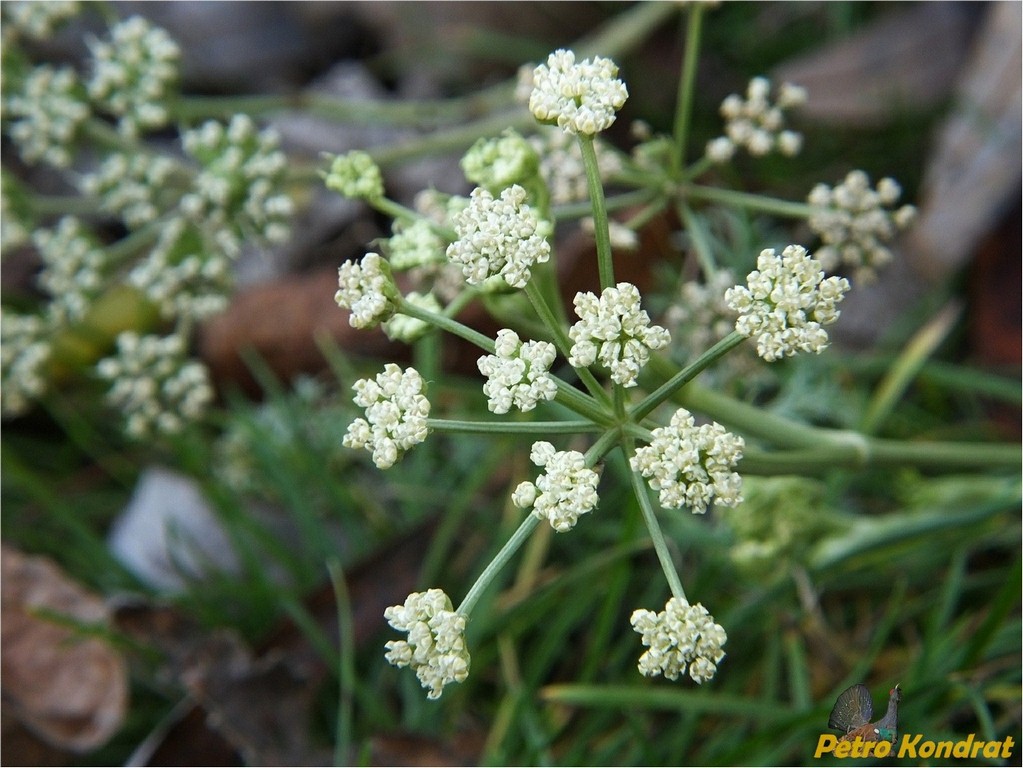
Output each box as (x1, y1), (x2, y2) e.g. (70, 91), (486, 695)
(828, 683), (902, 743)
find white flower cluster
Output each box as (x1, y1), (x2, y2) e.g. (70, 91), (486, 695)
(335, 252), (398, 329)
(530, 127), (623, 204)
(79, 152), (176, 228)
(724, 245), (851, 362)
(386, 218), (445, 270)
(630, 407), (744, 513)
(446, 185), (550, 290)
(1, 310), (52, 416)
(128, 219), (231, 322)
(343, 364), (430, 469)
(384, 589), (469, 700)
(5, 65), (89, 167)
(180, 115), (293, 257)
(512, 441), (600, 532)
(630, 597), (727, 684)
(706, 77), (806, 162)
(808, 170), (916, 283)
(529, 49), (629, 136)
(324, 150), (384, 201)
(87, 16), (180, 138)
(461, 129), (539, 192)
(477, 329), (557, 414)
(96, 332), (214, 439)
(568, 282), (670, 387)
(2, 0), (79, 41)
(33, 217), (106, 323)
(383, 291), (441, 343)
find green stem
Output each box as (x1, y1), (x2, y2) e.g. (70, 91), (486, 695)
(398, 297), (495, 353)
(680, 183), (815, 219)
(670, 4), (704, 176)
(458, 515), (540, 615)
(578, 135), (615, 291)
(326, 560), (354, 768)
(624, 436), (686, 601)
(631, 332), (745, 421)
(427, 419), (602, 435)
(551, 188), (658, 222)
(679, 380), (1021, 471)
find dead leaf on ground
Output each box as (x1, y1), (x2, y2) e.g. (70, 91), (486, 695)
(0, 544), (128, 753)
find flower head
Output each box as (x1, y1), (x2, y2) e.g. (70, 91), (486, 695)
(324, 150), (384, 201)
(87, 16), (180, 137)
(384, 588), (469, 700)
(5, 65), (89, 167)
(386, 218), (446, 270)
(461, 129), (540, 192)
(808, 170), (916, 283)
(180, 115), (293, 257)
(529, 49), (628, 135)
(2, 1), (80, 41)
(79, 152), (176, 228)
(128, 219), (232, 322)
(630, 407), (744, 513)
(96, 332), (214, 439)
(335, 252), (399, 329)
(724, 245), (850, 362)
(1, 310), (52, 416)
(343, 364), (430, 469)
(512, 441), (600, 532)
(707, 77), (806, 161)
(33, 217), (107, 323)
(446, 185), (550, 289)
(477, 329), (557, 414)
(568, 282), (670, 387)
(630, 597), (727, 684)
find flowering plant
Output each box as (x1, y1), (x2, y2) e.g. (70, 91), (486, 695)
(2, 4), (1018, 753)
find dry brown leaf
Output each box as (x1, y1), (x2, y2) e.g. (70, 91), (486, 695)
(0, 544), (128, 753)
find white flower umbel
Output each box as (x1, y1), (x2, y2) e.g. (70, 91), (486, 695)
(446, 185), (550, 289)
(512, 441), (600, 532)
(477, 329), (557, 414)
(1, 310), (52, 416)
(33, 217), (106, 323)
(79, 152), (176, 228)
(383, 291), (441, 343)
(87, 16), (180, 137)
(2, 1), (79, 41)
(631, 407), (744, 513)
(97, 332), (214, 439)
(724, 245), (851, 362)
(386, 219), (446, 270)
(180, 115), (293, 258)
(128, 219), (232, 322)
(630, 597), (727, 684)
(461, 129), (540, 192)
(344, 364), (430, 469)
(335, 252), (398, 329)
(384, 589), (469, 700)
(568, 282), (670, 387)
(707, 77), (806, 161)
(808, 170), (916, 283)
(5, 65), (89, 167)
(324, 150), (384, 201)
(529, 49), (629, 136)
